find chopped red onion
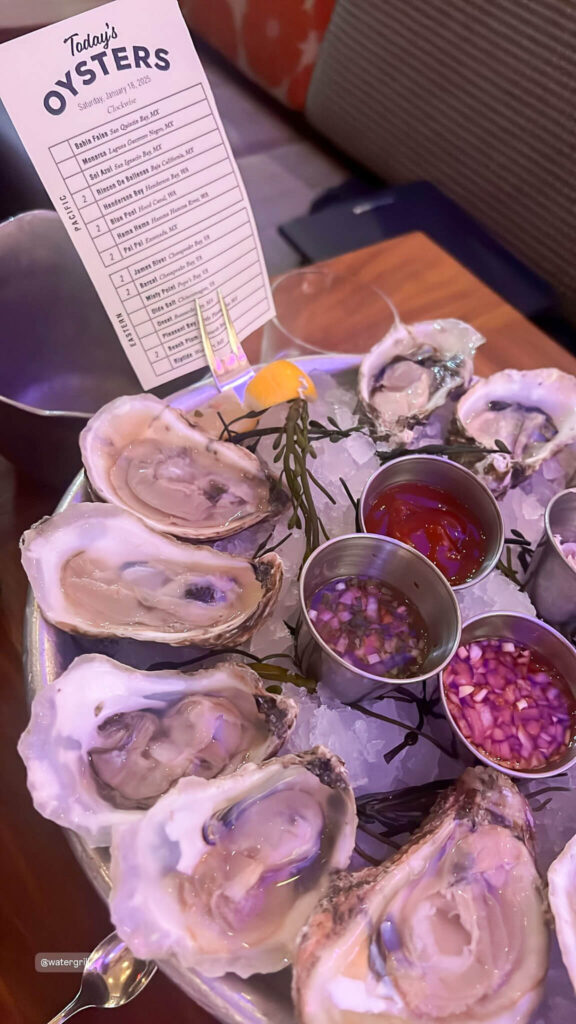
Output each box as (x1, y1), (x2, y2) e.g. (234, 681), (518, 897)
(444, 638), (575, 771)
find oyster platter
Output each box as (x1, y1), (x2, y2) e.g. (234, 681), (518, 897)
(20, 321), (576, 1024)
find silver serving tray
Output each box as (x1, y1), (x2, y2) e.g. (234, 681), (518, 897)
(23, 354), (360, 1024)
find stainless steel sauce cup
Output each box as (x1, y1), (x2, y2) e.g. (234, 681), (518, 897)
(297, 533), (461, 701)
(440, 611), (576, 778)
(525, 488), (576, 635)
(359, 455), (504, 590)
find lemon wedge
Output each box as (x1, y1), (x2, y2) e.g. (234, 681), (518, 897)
(244, 360), (317, 410)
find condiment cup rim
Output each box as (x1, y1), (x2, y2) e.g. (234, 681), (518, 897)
(440, 611), (576, 779)
(358, 454), (504, 591)
(545, 487), (576, 571)
(298, 532), (461, 686)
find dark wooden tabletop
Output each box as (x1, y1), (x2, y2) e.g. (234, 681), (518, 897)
(2, 233), (575, 1024)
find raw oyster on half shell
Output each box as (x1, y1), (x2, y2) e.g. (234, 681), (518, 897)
(80, 393), (284, 540)
(548, 832), (576, 994)
(358, 319), (484, 442)
(18, 654), (297, 847)
(110, 747), (357, 978)
(293, 766), (548, 1024)
(20, 503), (282, 646)
(454, 368), (576, 495)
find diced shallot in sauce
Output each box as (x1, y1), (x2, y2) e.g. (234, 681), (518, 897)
(307, 575), (429, 679)
(443, 638), (576, 771)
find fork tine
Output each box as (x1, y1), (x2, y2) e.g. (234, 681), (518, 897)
(197, 293), (253, 392)
(218, 289), (242, 357)
(195, 298), (218, 378)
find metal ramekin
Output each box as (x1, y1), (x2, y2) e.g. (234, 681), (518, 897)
(297, 533), (461, 701)
(359, 455), (504, 590)
(525, 488), (576, 634)
(440, 612), (576, 779)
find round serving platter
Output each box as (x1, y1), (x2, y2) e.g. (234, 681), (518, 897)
(23, 354), (359, 1024)
(22, 351), (576, 1023)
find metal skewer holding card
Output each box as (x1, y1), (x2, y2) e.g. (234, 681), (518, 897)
(195, 292), (255, 393)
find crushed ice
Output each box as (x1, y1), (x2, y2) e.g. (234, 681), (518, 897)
(260, 372), (570, 766)
(237, 369), (575, 1016)
(224, 369), (576, 1011)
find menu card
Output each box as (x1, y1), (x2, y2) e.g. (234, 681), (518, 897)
(0, 0), (274, 388)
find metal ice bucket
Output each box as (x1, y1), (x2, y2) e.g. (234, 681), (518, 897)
(0, 210), (204, 487)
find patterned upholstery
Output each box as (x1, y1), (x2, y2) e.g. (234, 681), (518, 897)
(180, 0), (336, 109)
(306, 0), (576, 318)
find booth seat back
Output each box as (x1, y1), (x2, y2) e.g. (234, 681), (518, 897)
(179, 0), (336, 110)
(306, 0), (576, 319)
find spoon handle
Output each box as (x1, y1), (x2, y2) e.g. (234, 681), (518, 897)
(45, 993), (89, 1024)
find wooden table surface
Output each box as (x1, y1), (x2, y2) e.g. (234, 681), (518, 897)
(1, 232), (575, 1024)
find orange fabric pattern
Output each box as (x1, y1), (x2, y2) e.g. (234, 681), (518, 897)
(180, 0), (337, 109)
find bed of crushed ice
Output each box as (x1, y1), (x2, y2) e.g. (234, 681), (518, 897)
(217, 368), (576, 1020)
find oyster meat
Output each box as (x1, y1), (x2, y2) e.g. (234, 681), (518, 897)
(80, 393), (283, 540)
(454, 368), (576, 494)
(21, 503), (282, 645)
(18, 654), (297, 847)
(110, 748), (357, 977)
(548, 832), (576, 993)
(293, 766), (548, 1024)
(358, 319), (484, 441)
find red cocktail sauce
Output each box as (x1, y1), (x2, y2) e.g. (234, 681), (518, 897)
(364, 481), (487, 586)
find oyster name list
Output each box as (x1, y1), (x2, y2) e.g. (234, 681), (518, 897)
(51, 82), (268, 376)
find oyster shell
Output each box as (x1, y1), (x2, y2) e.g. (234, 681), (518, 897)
(18, 654), (297, 847)
(548, 832), (576, 993)
(454, 368), (576, 495)
(80, 393), (283, 540)
(110, 747), (357, 977)
(185, 390), (260, 438)
(293, 766), (548, 1024)
(20, 503), (282, 645)
(358, 319), (484, 441)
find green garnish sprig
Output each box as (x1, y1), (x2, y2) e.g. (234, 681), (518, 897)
(376, 438), (510, 465)
(355, 774), (570, 863)
(220, 398), (379, 566)
(147, 646), (316, 694)
(497, 529), (534, 587)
